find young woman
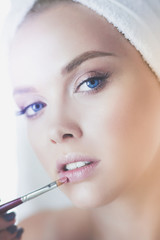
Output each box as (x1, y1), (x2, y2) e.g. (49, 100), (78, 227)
(1, 0), (160, 239)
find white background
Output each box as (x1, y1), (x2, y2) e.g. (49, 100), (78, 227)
(0, 0), (71, 222)
(0, 0), (18, 204)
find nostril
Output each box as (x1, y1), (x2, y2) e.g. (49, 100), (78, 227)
(63, 133), (73, 139)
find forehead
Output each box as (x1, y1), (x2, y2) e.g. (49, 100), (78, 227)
(10, 2), (130, 86)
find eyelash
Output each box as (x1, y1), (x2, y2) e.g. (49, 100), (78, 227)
(74, 72), (111, 94)
(16, 72), (111, 118)
(16, 101), (47, 118)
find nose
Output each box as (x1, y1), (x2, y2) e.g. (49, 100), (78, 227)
(49, 125), (82, 144)
(48, 109), (82, 144)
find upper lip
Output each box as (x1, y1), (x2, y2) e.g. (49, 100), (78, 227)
(56, 152), (100, 172)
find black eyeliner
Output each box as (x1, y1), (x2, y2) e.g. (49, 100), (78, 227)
(16, 102), (47, 117)
(75, 71), (111, 93)
(16, 108), (26, 116)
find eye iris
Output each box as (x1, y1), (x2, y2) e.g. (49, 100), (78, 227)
(32, 103), (43, 112)
(86, 79), (99, 89)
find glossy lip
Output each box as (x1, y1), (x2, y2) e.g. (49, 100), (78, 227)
(56, 153), (100, 183)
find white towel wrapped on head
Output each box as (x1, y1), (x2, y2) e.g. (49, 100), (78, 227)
(73, 0), (160, 79)
(6, 0), (160, 79)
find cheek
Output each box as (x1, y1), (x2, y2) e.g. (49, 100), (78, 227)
(27, 122), (56, 177)
(83, 82), (160, 182)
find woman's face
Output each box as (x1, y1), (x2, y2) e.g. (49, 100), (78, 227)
(10, 2), (160, 208)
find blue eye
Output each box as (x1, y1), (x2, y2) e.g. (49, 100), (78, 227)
(86, 79), (100, 89)
(76, 73), (110, 93)
(31, 103), (44, 112)
(17, 102), (46, 118)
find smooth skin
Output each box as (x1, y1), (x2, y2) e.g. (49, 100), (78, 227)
(10, 2), (160, 240)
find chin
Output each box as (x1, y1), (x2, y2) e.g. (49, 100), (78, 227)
(63, 181), (120, 209)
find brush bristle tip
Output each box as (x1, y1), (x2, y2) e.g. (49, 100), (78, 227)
(57, 177), (68, 186)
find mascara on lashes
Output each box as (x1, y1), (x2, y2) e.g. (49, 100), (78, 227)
(16, 101), (47, 117)
(16, 72), (111, 116)
(74, 71), (111, 93)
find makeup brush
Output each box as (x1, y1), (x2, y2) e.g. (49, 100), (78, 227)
(0, 177), (68, 214)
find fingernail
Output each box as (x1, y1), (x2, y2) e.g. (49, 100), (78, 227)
(7, 225), (17, 234)
(2, 212), (16, 222)
(16, 228), (24, 239)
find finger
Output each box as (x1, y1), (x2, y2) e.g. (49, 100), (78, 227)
(0, 225), (17, 240)
(0, 212), (16, 230)
(12, 228), (24, 240)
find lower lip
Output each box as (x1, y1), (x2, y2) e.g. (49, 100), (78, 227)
(58, 161), (100, 183)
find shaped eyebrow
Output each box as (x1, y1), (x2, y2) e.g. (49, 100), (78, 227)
(13, 87), (38, 96)
(62, 50), (116, 73)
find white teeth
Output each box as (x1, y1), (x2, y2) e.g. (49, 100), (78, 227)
(65, 161), (91, 171)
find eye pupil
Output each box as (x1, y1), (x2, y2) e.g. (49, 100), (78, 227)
(32, 103), (43, 112)
(36, 104), (40, 108)
(90, 80), (95, 85)
(86, 79), (99, 88)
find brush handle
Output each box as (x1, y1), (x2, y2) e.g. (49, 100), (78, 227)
(0, 178), (66, 214)
(21, 181), (58, 203)
(0, 198), (23, 214)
